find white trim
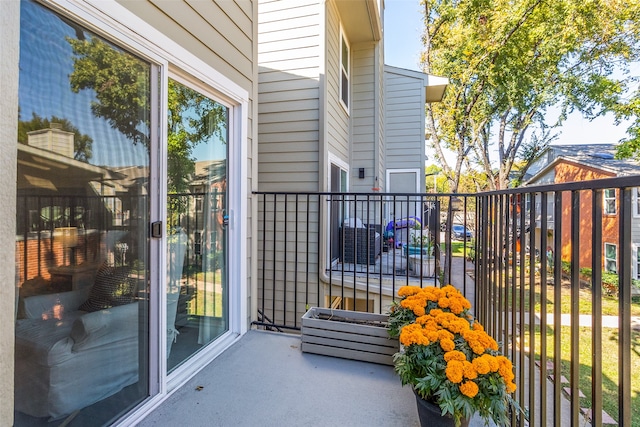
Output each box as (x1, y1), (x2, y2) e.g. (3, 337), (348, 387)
(634, 244), (640, 280)
(604, 188), (617, 215)
(339, 25), (350, 114)
(604, 242), (617, 274)
(327, 152), (350, 191)
(385, 168), (421, 193)
(634, 187), (640, 218)
(79, 0), (249, 104)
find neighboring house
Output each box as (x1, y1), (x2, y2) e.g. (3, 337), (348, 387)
(257, 0), (446, 266)
(525, 144), (640, 279)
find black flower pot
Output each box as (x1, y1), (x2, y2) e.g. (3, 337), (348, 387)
(413, 389), (469, 427)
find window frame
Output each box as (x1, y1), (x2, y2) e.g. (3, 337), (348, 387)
(604, 188), (616, 215)
(604, 242), (617, 274)
(635, 245), (640, 280)
(339, 27), (350, 112)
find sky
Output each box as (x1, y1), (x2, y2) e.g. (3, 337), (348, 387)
(383, 0), (634, 166)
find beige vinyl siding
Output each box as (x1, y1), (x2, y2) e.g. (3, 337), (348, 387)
(384, 66), (427, 192)
(351, 44), (376, 192)
(258, 0), (321, 192)
(377, 41), (385, 191)
(325, 0), (350, 164)
(117, 0), (254, 93)
(257, 0), (322, 327)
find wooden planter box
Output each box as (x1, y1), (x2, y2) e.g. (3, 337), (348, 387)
(301, 307), (399, 366)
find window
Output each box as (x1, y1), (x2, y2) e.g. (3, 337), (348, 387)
(604, 188), (616, 215)
(634, 187), (640, 217)
(636, 246), (640, 280)
(605, 243), (617, 274)
(340, 30), (350, 110)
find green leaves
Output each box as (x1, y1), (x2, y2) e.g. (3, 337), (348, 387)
(422, 0), (640, 189)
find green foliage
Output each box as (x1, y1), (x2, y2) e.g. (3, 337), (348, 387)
(67, 35), (227, 195)
(17, 112), (93, 161)
(422, 0), (640, 190)
(68, 35), (151, 146)
(389, 286), (519, 426)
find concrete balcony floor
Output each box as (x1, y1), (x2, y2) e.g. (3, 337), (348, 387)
(138, 329), (495, 427)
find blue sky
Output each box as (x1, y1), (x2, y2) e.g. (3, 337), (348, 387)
(383, 0), (632, 161)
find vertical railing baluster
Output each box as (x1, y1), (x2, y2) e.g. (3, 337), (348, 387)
(553, 190), (562, 427)
(528, 192), (536, 427)
(591, 189), (603, 427)
(570, 190), (580, 426)
(619, 187), (632, 426)
(540, 191), (548, 427)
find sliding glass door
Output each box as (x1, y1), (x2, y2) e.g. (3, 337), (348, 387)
(15, 1), (151, 424)
(165, 77), (229, 373)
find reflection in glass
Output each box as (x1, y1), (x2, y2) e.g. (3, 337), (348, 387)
(166, 79), (229, 372)
(15, 1), (150, 425)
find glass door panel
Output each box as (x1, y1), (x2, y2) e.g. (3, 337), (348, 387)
(166, 78), (229, 372)
(15, 1), (151, 425)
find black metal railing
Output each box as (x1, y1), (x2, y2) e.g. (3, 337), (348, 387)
(255, 175), (640, 426)
(254, 191), (476, 329)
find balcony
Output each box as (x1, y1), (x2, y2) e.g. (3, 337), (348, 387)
(247, 176), (640, 427)
(22, 177), (637, 426)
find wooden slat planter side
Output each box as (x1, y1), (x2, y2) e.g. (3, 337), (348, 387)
(301, 307), (399, 366)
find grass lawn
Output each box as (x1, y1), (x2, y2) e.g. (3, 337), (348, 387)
(185, 269), (224, 317)
(505, 281), (640, 316)
(527, 325), (640, 426)
(440, 240), (473, 257)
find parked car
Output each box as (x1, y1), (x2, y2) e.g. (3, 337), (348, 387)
(451, 224), (473, 240)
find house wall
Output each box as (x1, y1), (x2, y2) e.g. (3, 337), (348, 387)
(325, 0), (351, 176)
(384, 66), (427, 193)
(555, 161), (617, 270)
(257, 0), (322, 192)
(0, 1), (19, 422)
(350, 42), (377, 192)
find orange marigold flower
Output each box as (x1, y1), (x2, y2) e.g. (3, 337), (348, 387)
(440, 338), (455, 352)
(400, 324), (430, 346)
(462, 361), (477, 380)
(486, 355), (499, 372)
(444, 350), (467, 362)
(459, 380), (479, 398)
(449, 300), (464, 314)
(438, 329), (454, 341)
(438, 297), (451, 309)
(445, 360), (464, 384)
(472, 321), (484, 332)
(398, 286), (422, 297)
(472, 356), (490, 375)
(506, 381), (517, 393)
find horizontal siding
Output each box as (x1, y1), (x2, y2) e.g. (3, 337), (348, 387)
(325, 0), (349, 164)
(117, 0), (254, 90)
(350, 42), (377, 194)
(384, 68), (425, 175)
(258, 0), (320, 192)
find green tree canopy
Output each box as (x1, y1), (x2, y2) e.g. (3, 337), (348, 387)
(67, 34), (227, 193)
(422, 0), (640, 190)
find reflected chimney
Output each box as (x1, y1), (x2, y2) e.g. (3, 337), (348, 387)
(26, 123), (74, 158)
